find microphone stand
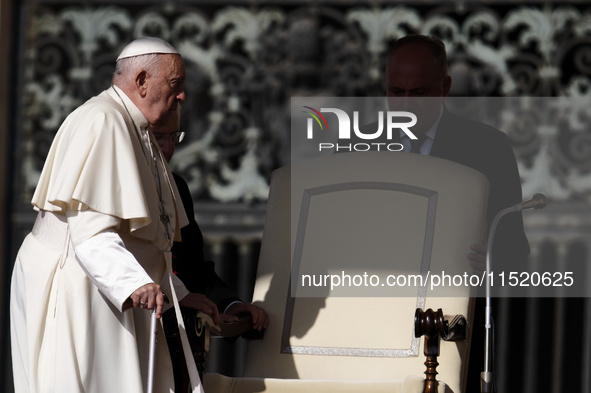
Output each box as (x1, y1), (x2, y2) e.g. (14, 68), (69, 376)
(481, 206), (511, 393)
(481, 194), (546, 393)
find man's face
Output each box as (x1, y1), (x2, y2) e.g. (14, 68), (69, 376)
(385, 45), (451, 134)
(150, 109), (179, 163)
(144, 54), (186, 126)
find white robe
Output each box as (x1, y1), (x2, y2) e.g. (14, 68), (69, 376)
(10, 86), (191, 393)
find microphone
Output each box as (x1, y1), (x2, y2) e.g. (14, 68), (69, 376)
(515, 193), (546, 211)
(481, 193), (547, 393)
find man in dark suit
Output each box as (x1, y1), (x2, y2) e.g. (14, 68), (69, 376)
(151, 109), (269, 392)
(385, 34), (529, 267)
(385, 35), (530, 392)
(171, 171), (243, 312)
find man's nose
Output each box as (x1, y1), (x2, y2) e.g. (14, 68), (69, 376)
(393, 95), (411, 111)
(387, 96), (407, 112)
(177, 90), (186, 102)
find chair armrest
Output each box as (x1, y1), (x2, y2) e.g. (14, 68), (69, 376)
(414, 308), (468, 393)
(182, 309), (257, 378)
(442, 314), (466, 342)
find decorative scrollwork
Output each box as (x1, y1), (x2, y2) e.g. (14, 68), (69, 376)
(347, 6), (421, 82)
(14, 1), (591, 207)
(212, 7), (285, 61)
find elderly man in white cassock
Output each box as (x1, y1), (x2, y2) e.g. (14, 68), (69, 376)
(10, 37), (215, 393)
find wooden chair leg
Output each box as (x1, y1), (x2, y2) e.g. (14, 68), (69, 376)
(415, 308), (468, 393)
(423, 335), (441, 393)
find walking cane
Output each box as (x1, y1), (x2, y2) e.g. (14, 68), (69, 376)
(147, 308), (158, 393)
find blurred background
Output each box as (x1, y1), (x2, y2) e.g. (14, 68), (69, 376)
(2, 1), (591, 392)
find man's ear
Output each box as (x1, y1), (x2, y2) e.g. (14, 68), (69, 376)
(442, 75), (452, 97)
(135, 70), (148, 98)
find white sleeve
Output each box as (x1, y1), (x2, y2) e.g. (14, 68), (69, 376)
(67, 209), (153, 312)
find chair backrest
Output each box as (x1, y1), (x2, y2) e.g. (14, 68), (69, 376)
(243, 152), (489, 393)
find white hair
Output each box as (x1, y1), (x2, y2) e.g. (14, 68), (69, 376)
(112, 53), (162, 85)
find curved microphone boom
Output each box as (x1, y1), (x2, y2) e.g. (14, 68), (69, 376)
(481, 193), (547, 393)
(515, 193), (546, 212)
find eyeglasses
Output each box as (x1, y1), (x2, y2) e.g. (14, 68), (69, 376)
(153, 131), (185, 144)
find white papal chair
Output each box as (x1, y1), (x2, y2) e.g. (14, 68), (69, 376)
(201, 151), (489, 393)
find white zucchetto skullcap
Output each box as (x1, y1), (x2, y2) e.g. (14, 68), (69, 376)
(116, 37), (179, 61)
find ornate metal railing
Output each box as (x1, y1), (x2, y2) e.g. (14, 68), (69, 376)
(14, 1), (591, 210)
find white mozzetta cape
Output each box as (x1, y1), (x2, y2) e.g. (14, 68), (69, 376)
(11, 86), (191, 393)
(32, 86), (189, 238)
